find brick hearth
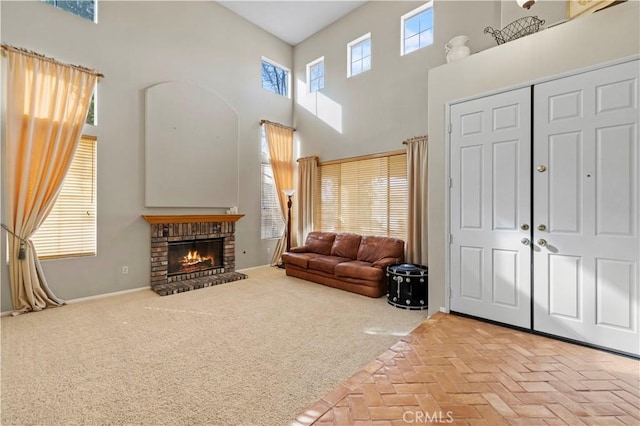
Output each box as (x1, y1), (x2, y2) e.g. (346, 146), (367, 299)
(142, 215), (247, 295)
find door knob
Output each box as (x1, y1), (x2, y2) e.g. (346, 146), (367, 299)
(520, 224), (530, 230)
(537, 165), (547, 172)
(537, 239), (547, 247)
(537, 224), (546, 231)
(521, 238), (530, 245)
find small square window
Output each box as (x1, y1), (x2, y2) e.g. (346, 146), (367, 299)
(41, 0), (97, 22)
(261, 57), (290, 98)
(307, 57), (325, 93)
(401, 2), (433, 56)
(347, 33), (371, 78)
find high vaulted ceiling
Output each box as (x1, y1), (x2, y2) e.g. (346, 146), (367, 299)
(217, 1), (367, 45)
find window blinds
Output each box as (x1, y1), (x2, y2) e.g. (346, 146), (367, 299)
(316, 152), (407, 240)
(31, 136), (97, 259)
(261, 163), (285, 239)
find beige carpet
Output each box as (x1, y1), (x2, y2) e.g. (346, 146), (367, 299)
(1, 266), (429, 426)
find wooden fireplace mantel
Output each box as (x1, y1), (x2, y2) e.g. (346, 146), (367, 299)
(141, 214), (244, 224)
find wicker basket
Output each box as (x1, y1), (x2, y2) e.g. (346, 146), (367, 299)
(484, 16), (545, 45)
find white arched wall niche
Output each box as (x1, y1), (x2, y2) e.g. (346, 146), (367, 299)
(145, 81), (239, 208)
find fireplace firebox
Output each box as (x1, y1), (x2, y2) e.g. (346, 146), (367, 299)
(142, 215), (248, 296)
(168, 238), (223, 277)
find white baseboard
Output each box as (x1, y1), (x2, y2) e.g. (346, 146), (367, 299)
(1, 266), (275, 316)
(237, 264), (272, 272)
(65, 286), (151, 304)
(1, 285), (151, 317)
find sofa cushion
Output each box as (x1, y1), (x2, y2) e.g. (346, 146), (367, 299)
(282, 252), (319, 269)
(308, 255), (351, 274)
(330, 233), (362, 259)
(357, 235), (405, 263)
(288, 246), (308, 253)
(335, 260), (384, 282)
(304, 232), (336, 255)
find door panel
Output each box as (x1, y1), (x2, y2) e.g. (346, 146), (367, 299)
(492, 249), (519, 306)
(533, 60), (639, 356)
(450, 87), (532, 328)
(460, 247), (483, 300)
(548, 132), (582, 233)
(549, 90), (582, 121)
(460, 146), (483, 229)
(596, 124), (635, 236)
(548, 254), (581, 319)
(493, 141), (519, 230)
(596, 259), (634, 329)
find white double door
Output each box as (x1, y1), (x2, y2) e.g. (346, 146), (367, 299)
(450, 60), (639, 356)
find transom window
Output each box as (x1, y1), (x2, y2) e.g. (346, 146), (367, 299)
(347, 33), (371, 78)
(261, 57), (290, 98)
(41, 0), (97, 22)
(401, 2), (434, 56)
(307, 57), (325, 93)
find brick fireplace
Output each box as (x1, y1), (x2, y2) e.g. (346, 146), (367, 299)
(142, 215), (247, 296)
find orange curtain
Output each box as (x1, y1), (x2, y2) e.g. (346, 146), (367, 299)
(3, 47), (98, 314)
(405, 136), (429, 265)
(296, 156), (317, 247)
(263, 122), (294, 265)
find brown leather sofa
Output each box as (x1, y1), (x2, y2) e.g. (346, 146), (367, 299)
(282, 231), (405, 297)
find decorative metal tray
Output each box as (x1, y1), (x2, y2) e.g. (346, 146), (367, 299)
(484, 16), (545, 45)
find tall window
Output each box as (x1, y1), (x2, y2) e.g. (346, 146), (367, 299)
(261, 57), (290, 98)
(347, 33), (371, 78)
(41, 0), (97, 22)
(316, 152), (408, 240)
(31, 136), (97, 258)
(86, 88), (96, 125)
(401, 2), (434, 56)
(307, 57), (325, 93)
(261, 127), (285, 239)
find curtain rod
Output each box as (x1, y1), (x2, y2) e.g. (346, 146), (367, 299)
(319, 149), (405, 166)
(297, 155), (319, 163)
(1, 44), (105, 78)
(402, 135), (428, 145)
(259, 119), (296, 132)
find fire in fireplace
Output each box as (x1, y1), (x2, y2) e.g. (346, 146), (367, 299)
(168, 238), (223, 277)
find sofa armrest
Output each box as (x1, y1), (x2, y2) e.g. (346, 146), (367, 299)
(372, 257), (402, 270)
(288, 246), (308, 253)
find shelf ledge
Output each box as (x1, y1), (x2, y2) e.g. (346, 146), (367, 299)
(141, 214), (244, 224)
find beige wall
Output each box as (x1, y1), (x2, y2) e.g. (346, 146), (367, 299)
(427, 1), (640, 316)
(292, 1), (501, 161)
(3, 1), (636, 313)
(0, 1), (293, 311)
(500, 0), (566, 29)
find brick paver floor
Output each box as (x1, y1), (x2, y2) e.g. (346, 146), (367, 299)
(293, 312), (640, 425)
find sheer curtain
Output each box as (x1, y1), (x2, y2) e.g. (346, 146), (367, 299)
(263, 121), (294, 266)
(405, 136), (428, 265)
(296, 156), (318, 247)
(3, 46), (99, 314)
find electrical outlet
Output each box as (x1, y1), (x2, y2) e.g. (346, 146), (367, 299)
(121, 266), (129, 275)
(267, 247), (271, 253)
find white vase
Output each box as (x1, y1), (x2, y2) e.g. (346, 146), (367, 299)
(445, 35), (471, 63)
